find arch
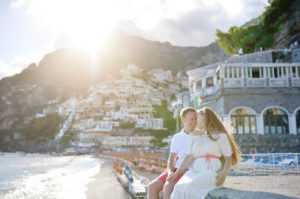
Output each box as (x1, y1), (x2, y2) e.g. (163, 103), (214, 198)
(229, 107), (257, 134)
(260, 105), (290, 116)
(294, 107), (300, 134)
(263, 106), (289, 134)
(229, 106), (257, 116)
(293, 107), (300, 115)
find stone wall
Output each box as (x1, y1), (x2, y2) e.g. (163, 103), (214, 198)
(233, 134), (300, 153)
(222, 87), (300, 115)
(227, 51), (273, 63)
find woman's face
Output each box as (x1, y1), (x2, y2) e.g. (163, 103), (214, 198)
(197, 112), (205, 128)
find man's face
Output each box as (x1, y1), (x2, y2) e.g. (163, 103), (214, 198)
(182, 111), (197, 132)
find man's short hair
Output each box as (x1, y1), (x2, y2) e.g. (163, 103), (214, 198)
(180, 107), (196, 119)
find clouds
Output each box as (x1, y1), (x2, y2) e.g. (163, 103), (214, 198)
(0, 50), (49, 80)
(10, 0), (268, 47)
(1, 0), (268, 79)
(0, 59), (24, 79)
(0, 60), (12, 79)
(118, 0), (268, 46)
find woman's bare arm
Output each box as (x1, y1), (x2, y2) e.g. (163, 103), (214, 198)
(216, 156), (231, 186)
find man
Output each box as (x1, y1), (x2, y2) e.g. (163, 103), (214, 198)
(147, 107), (197, 199)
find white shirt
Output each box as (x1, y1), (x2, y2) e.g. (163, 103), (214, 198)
(170, 129), (191, 168)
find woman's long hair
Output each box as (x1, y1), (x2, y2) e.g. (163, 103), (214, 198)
(197, 107), (241, 166)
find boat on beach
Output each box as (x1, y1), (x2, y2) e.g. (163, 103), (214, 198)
(114, 159), (147, 199)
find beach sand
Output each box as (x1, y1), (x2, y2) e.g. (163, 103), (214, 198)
(86, 158), (131, 199)
(86, 157), (300, 199)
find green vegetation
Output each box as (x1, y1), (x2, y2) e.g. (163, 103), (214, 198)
(134, 128), (171, 148)
(153, 100), (176, 131)
(216, 0), (294, 54)
(22, 113), (64, 140)
(60, 129), (75, 148)
(120, 122), (136, 129)
(150, 138), (168, 148)
(149, 129), (170, 148)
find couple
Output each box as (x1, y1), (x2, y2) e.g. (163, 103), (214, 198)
(148, 107), (241, 199)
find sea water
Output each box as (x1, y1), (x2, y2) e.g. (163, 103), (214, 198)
(0, 152), (101, 199)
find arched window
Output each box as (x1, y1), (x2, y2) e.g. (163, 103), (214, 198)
(263, 107), (289, 134)
(231, 108), (256, 134)
(296, 109), (300, 134)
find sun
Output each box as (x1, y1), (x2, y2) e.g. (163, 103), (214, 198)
(35, 0), (120, 52)
(63, 0), (118, 51)
(35, 0), (121, 74)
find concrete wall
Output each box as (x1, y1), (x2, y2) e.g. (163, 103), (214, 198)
(234, 134), (300, 153)
(227, 51), (273, 63)
(222, 88), (300, 115)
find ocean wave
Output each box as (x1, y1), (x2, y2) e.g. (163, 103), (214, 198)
(0, 155), (101, 199)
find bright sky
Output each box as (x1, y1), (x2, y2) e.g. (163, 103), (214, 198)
(0, 0), (268, 79)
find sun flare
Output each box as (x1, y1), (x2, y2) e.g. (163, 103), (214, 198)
(36, 0), (120, 51)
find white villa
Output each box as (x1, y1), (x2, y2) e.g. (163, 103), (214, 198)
(187, 48), (300, 135)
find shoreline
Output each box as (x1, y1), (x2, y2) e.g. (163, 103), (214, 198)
(85, 157), (131, 199)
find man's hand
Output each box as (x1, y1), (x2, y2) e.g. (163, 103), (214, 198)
(167, 172), (178, 182)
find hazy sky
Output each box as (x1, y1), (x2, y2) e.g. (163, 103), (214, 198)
(0, 0), (268, 79)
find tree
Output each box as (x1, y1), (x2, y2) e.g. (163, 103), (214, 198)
(153, 100), (176, 131)
(216, 0), (295, 54)
(22, 113), (64, 140)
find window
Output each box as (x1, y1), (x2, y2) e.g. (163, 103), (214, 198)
(206, 76), (214, 87)
(196, 80), (202, 89)
(296, 109), (300, 134)
(264, 108), (289, 134)
(231, 108), (257, 134)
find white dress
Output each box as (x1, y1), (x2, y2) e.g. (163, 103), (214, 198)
(170, 133), (232, 199)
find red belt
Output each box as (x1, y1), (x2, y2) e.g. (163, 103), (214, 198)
(196, 154), (220, 170)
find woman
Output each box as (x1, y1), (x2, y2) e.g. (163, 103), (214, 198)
(167, 107), (241, 199)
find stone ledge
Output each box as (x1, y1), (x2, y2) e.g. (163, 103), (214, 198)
(205, 175), (300, 199)
(206, 187), (298, 199)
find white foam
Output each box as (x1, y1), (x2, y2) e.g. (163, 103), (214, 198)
(1, 155), (101, 199)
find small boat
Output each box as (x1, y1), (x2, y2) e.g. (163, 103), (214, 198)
(114, 160), (147, 198)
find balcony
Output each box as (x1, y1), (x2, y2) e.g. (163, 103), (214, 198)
(221, 63), (300, 88)
(247, 79), (266, 87)
(224, 79), (243, 88)
(195, 84), (220, 97)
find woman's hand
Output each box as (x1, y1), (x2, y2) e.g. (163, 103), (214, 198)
(216, 170), (228, 186)
(167, 172), (179, 182)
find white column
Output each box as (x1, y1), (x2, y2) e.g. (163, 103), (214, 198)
(256, 114), (264, 134)
(226, 67), (230, 78)
(220, 65), (224, 79)
(213, 75), (217, 86)
(288, 115), (297, 135)
(193, 81), (197, 93)
(241, 67), (244, 78)
(202, 78), (206, 88)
